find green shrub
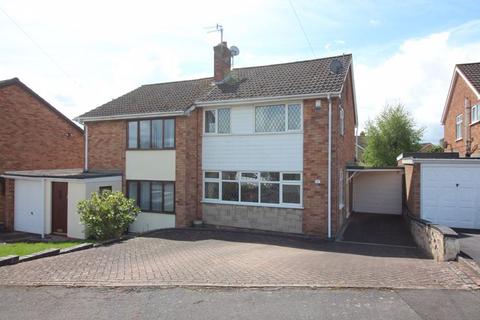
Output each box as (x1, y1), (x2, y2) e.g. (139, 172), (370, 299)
(78, 191), (140, 240)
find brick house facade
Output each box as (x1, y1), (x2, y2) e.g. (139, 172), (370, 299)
(0, 78), (84, 230)
(79, 44), (357, 238)
(442, 63), (480, 157)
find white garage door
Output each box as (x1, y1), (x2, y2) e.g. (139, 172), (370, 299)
(422, 164), (480, 229)
(14, 179), (44, 234)
(352, 171), (403, 215)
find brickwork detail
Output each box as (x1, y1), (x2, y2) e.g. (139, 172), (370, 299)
(444, 74), (480, 156)
(0, 84), (84, 230)
(203, 203), (303, 234)
(404, 163), (421, 217)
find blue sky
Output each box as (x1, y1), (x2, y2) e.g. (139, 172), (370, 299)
(1, 0), (480, 142)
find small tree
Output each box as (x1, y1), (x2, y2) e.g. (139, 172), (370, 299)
(363, 104), (423, 167)
(78, 191), (140, 240)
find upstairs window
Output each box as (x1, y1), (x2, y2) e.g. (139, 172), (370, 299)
(471, 105), (479, 124)
(456, 114), (463, 140)
(255, 104), (302, 133)
(128, 119), (175, 150)
(204, 108), (231, 134)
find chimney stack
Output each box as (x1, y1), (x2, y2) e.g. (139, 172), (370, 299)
(213, 42), (231, 82)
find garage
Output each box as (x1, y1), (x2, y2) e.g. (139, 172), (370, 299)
(399, 153), (480, 230)
(2, 169), (123, 239)
(422, 162), (480, 229)
(349, 167), (403, 215)
(14, 179), (45, 234)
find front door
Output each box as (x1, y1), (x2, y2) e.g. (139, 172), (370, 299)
(52, 182), (68, 234)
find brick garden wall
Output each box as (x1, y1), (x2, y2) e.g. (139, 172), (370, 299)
(0, 83), (84, 230)
(403, 163), (421, 217)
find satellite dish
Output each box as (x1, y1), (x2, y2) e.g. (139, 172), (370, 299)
(329, 59), (343, 75)
(230, 46), (240, 56)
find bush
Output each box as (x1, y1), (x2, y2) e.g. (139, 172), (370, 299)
(78, 191), (140, 240)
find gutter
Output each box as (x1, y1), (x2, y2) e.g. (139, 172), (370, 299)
(194, 92), (341, 107)
(75, 111), (186, 124)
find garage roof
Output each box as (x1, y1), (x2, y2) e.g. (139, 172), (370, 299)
(2, 169), (122, 179)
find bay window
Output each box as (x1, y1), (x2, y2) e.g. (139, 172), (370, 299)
(203, 171), (302, 207)
(127, 118), (175, 150)
(255, 103), (302, 133)
(127, 180), (175, 213)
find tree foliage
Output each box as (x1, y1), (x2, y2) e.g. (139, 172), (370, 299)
(78, 191), (140, 240)
(363, 104), (423, 167)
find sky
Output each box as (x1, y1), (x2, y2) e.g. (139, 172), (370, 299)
(1, 0), (480, 143)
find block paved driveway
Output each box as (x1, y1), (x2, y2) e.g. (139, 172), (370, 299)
(0, 229), (477, 289)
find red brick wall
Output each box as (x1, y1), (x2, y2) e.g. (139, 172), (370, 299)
(4, 179), (14, 231)
(85, 114), (202, 228)
(302, 67), (356, 238)
(444, 74), (480, 156)
(87, 120), (126, 172)
(303, 98), (329, 236)
(403, 163), (421, 217)
(175, 109), (202, 227)
(0, 83), (84, 229)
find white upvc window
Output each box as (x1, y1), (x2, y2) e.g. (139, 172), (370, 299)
(203, 170), (302, 208)
(471, 105), (479, 124)
(255, 103), (302, 133)
(339, 106), (345, 136)
(204, 108), (231, 134)
(456, 114), (463, 140)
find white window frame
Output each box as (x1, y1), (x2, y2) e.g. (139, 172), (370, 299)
(455, 114), (463, 141)
(339, 106), (345, 136)
(202, 170), (303, 209)
(254, 103), (303, 133)
(471, 105), (479, 125)
(204, 108), (231, 135)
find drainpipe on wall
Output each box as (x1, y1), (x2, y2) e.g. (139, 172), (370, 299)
(327, 95), (332, 239)
(84, 124), (88, 172)
(41, 178), (46, 239)
(464, 98), (472, 157)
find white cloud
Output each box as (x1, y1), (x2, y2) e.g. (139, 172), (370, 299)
(369, 19), (380, 26)
(355, 20), (480, 142)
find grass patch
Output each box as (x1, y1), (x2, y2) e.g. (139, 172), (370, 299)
(0, 241), (88, 257)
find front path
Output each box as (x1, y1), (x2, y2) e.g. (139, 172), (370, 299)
(0, 229), (476, 289)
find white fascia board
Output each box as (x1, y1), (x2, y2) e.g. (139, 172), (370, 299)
(1, 174), (122, 183)
(406, 158), (480, 165)
(346, 168), (403, 172)
(75, 111), (186, 124)
(194, 92), (341, 107)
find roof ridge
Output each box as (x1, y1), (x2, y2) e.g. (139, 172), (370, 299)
(141, 76), (213, 87)
(233, 53), (352, 71)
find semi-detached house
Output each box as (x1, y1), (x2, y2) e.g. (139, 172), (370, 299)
(77, 41), (358, 239)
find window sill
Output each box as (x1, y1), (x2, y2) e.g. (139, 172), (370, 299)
(202, 131), (303, 137)
(126, 148), (175, 151)
(202, 200), (303, 210)
(455, 138), (463, 142)
(470, 120), (480, 127)
(139, 211), (175, 215)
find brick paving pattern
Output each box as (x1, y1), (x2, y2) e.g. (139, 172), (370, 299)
(0, 230), (477, 289)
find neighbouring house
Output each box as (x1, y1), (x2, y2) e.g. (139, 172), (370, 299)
(76, 41), (358, 239)
(442, 62), (480, 157)
(0, 78), (84, 233)
(398, 152), (480, 229)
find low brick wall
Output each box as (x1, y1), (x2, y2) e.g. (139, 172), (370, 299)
(407, 216), (459, 261)
(202, 203), (303, 234)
